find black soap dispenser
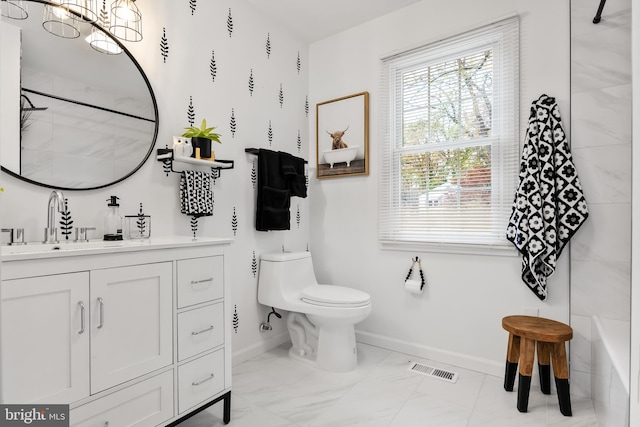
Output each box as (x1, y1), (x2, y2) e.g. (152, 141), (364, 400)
(104, 196), (123, 241)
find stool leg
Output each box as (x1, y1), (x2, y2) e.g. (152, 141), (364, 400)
(551, 342), (572, 416)
(504, 333), (520, 392)
(517, 337), (535, 413)
(537, 341), (551, 395)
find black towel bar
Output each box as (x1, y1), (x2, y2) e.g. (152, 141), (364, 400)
(245, 148), (308, 164)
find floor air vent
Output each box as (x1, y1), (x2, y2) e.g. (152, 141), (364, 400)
(408, 362), (459, 383)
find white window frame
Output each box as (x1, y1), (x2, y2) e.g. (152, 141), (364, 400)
(379, 17), (520, 254)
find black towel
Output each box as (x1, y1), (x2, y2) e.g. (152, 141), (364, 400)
(255, 149), (307, 231)
(256, 149), (290, 231)
(279, 151), (307, 198)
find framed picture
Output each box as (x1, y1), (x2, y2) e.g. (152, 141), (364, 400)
(316, 91), (369, 178)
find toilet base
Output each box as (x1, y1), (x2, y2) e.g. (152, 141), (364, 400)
(287, 314), (359, 373)
(315, 323), (358, 373)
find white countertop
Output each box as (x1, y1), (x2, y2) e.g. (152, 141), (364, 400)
(1, 236), (234, 261)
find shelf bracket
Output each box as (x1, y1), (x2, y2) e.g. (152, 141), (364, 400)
(156, 148), (234, 177)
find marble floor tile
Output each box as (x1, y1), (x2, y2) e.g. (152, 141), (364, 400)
(179, 343), (599, 427)
(389, 392), (472, 427)
(413, 363), (485, 409)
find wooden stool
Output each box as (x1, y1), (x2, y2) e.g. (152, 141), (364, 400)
(502, 315), (573, 416)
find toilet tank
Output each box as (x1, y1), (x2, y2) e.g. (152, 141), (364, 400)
(257, 252), (318, 308)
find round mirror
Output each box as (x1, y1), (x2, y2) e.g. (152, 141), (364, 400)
(0, 0), (158, 190)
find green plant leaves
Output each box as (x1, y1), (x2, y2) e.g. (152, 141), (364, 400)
(182, 118), (222, 142)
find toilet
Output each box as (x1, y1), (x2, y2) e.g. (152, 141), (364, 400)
(257, 251), (372, 373)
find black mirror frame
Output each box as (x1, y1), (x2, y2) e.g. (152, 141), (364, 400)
(1, 0), (159, 191)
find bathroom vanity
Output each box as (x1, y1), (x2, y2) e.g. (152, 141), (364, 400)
(0, 237), (232, 426)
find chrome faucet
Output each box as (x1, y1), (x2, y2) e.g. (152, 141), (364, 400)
(43, 190), (65, 244)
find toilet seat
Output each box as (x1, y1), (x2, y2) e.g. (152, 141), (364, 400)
(301, 285), (371, 308)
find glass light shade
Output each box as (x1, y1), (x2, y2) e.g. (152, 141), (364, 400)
(86, 27), (122, 55)
(61, 0), (98, 22)
(109, 0), (141, 42)
(0, 0), (28, 20)
(42, 4), (80, 38)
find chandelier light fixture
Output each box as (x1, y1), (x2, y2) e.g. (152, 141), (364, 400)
(0, 0), (29, 20)
(61, 0), (98, 23)
(109, 0), (141, 42)
(86, 27), (122, 54)
(1, 0), (144, 53)
(86, 0), (122, 54)
(42, 2), (80, 39)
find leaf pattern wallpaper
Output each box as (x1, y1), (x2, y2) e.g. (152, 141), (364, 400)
(233, 305), (239, 333)
(248, 69), (254, 96)
(160, 27), (169, 63)
(266, 33), (271, 58)
(154, 0), (309, 353)
(251, 161), (257, 188)
(251, 251), (258, 278)
(227, 8), (233, 37)
(187, 96), (195, 126)
(231, 207), (238, 236)
(229, 108), (236, 138)
(210, 50), (217, 82)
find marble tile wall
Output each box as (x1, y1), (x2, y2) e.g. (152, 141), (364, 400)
(569, 0), (632, 402)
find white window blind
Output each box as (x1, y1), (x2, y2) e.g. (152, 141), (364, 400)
(379, 17), (520, 249)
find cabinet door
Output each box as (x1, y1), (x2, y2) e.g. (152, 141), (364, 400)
(1, 272), (90, 404)
(90, 263), (172, 394)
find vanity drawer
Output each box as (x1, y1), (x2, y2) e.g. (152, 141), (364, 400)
(178, 303), (224, 361)
(70, 370), (173, 427)
(177, 256), (223, 308)
(178, 350), (224, 414)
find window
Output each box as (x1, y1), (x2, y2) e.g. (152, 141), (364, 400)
(379, 17), (520, 249)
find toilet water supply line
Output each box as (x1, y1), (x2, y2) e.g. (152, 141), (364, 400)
(259, 307), (282, 332)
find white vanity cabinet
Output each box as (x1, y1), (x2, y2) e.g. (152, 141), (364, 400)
(0, 237), (233, 426)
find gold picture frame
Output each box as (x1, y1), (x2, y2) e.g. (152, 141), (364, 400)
(316, 91), (369, 178)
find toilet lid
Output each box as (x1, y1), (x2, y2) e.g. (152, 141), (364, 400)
(301, 285), (371, 307)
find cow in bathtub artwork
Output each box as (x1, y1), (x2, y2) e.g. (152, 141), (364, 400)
(328, 126), (349, 150)
(316, 92), (369, 178)
(324, 126), (359, 168)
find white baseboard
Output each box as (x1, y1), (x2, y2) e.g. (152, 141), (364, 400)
(232, 331), (291, 366)
(355, 330), (504, 377)
(231, 329), (503, 378)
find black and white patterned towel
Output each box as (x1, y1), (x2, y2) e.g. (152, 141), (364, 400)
(179, 170), (213, 217)
(506, 94), (588, 300)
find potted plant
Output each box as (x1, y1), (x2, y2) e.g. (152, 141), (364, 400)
(182, 118), (222, 160)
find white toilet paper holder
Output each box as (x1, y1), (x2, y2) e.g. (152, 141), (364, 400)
(405, 257), (425, 290)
